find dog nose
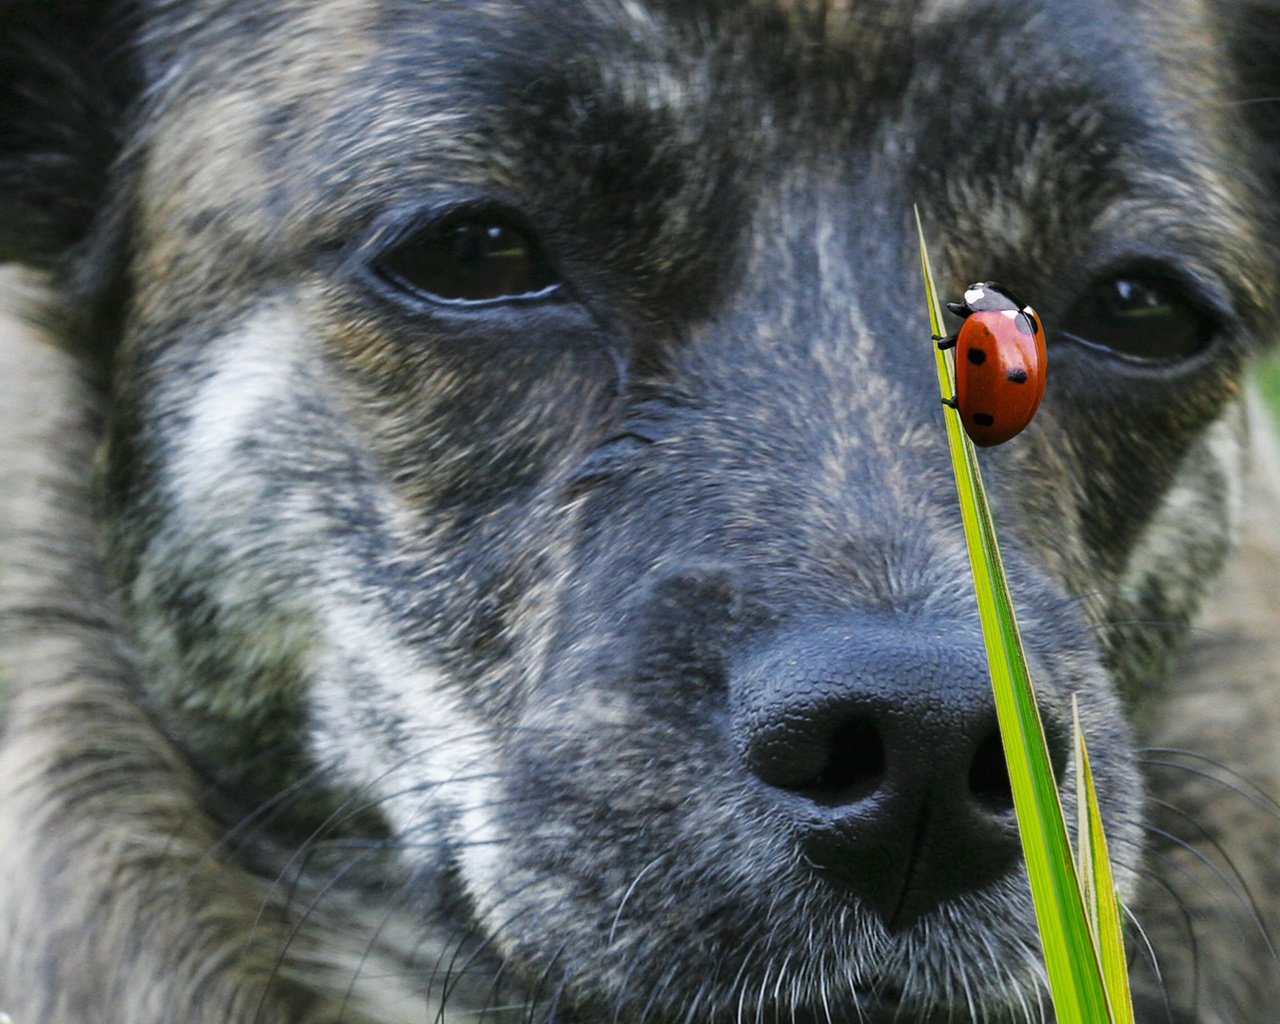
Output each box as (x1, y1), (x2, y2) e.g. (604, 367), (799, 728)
(731, 617), (1061, 931)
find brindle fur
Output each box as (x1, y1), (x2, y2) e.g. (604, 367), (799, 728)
(1, 1), (1279, 1021)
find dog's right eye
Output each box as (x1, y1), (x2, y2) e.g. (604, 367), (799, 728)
(373, 216), (562, 306)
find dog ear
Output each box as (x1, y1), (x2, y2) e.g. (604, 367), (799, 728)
(0, 1), (141, 271)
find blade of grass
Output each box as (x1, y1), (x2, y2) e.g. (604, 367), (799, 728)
(1074, 696), (1136, 1022)
(914, 205), (1113, 1024)
(1073, 699), (1099, 942)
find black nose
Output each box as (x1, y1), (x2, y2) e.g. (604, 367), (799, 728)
(731, 617), (1062, 931)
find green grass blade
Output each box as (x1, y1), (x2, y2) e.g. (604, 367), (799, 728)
(1073, 699), (1099, 938)
(1074, 697), (1137, 1023)
(914, 206), (1113, 1024)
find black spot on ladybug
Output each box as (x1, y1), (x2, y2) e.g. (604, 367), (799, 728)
(973, 413), (995, 426)
(967, 348), (987, 364)
(1006, 368), (1028, 383)
(1014, 312), (1035, 335)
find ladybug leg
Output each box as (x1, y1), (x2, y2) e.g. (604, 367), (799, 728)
(946, 301), (972, 319)
(941, 396), (959, 410)
(933, 333), (957, 350)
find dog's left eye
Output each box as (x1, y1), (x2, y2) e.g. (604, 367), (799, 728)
(374, 217), (561, 306)
(1061, 273), (1218, 362)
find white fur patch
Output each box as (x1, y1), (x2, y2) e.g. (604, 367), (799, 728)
(165, 302), (509, 926)
(308, 599), (499, 832)
(305, 593), (510, 961)
(169, 304), (306, 510)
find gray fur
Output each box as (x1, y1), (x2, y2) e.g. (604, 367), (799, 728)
(1, 1), (1279, 1021)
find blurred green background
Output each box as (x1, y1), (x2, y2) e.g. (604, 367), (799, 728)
(1262, 353), (1280, 416)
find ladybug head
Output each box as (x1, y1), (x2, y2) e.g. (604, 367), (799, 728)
(962, 281), (1026, 314)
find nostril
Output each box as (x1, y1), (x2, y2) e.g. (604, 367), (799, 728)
(731, 619), (1034, 926)
(797, 718), (884, 803)
(968, 727), (1014, 811)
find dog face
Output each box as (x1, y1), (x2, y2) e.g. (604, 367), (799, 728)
(3, 0), (1279, 1021)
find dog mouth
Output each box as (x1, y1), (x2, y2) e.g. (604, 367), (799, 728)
(792, 984), (1033, 1024)
(465, 733), (1050, 1024)
(784, 983), (960, 1024)
(832, 982), (909, 1021)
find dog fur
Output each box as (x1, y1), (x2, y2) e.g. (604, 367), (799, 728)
(2, 1), (1280, 1021)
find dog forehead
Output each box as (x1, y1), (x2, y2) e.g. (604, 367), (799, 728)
(167, 0), (931, 112)
(155, 0), (1158, 169)
(133, 0), (1245, 322)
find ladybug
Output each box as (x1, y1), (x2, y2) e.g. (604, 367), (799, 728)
(935, 281), (1047, 447)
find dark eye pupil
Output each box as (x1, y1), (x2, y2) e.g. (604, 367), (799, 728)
(376, 218), (560, 305)
(1063, 272), (1216, 362)
(450, 224), (518, 264)
(1106, 279), (1163, 316)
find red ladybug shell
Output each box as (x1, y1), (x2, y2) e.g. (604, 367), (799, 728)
(954, 307), (1047, 446)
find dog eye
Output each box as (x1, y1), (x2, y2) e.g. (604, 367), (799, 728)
(1061, 273), (1217, 362)
(374, 217), (561, 306)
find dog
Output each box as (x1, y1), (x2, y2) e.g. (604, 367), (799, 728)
(2, 0), (1280, 1021)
